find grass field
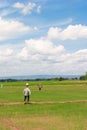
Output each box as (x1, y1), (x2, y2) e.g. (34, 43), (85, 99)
(0, 80), (87, 130)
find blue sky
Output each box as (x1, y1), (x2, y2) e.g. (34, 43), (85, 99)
(0, 0), (87, 76)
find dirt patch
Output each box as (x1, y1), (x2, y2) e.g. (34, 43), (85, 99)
(0, 100), (87, 106)
(6, 115), (85, 130)
(0, 118), (21, 130)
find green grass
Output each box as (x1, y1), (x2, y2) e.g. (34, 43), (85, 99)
(0, 80), (87, 103)
(0, 80), (87, 130)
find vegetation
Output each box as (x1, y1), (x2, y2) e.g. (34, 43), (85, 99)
(0, 76), (78, 82)
(0, 80), (87, 130)
(0, 72), (87, 82)
(80, 72), (87, 80)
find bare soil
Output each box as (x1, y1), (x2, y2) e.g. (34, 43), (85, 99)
(0, 100), (87, 106)
(0, 118), (21, 130)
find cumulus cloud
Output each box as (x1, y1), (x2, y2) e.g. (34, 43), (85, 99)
(17, 37), (87, 64)
(13, 2), (38, 15)
(0, 37), (87, 75)
(0, 48), (14, 63)
(0, 23), (87, 76)
(15, 35), (87, 75)
(0, 17), (37, 40)
(18, 38), (65, 61)
(48, 24), (87, 40)
(0, 48), (13, 56)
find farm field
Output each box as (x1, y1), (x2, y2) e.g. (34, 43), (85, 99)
(0, 80), (87, 130)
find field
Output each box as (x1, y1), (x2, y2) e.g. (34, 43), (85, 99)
(0, 80), (87, 130)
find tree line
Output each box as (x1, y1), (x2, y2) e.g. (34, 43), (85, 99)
(0, 72), (87, 82)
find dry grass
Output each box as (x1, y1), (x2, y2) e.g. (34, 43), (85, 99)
(1, 115), (87, 130)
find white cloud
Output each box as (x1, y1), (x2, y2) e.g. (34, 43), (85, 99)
(17, 37), (87, 64)
(0, 17), (37, 40)
(0, 23), (87, 76)
(18, 38), (65, 61)
(0, 48), (14, 63)
(47, 24), (87, 40)
(0, 37), (87, 76)
(13, 2), (36, 15)
(15, 36), (87, 75)
(47, 27), (62, 39)
(13, 2), (24, 8)
(36, 5), (41, 13)
(0, 48), (13, 56)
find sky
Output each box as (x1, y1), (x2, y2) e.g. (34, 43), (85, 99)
(0, 0), (87, 77)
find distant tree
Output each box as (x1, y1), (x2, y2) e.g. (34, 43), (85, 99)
(59, 77), (64, 81)
(80, 72), (87, 80)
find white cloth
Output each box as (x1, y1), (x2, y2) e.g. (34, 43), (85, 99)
(24, 87), (31, 96)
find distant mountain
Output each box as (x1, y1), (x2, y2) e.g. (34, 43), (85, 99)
(0, 75), (81, 80)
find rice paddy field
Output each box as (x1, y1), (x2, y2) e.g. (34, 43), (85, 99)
(0, 80), (87, 130)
